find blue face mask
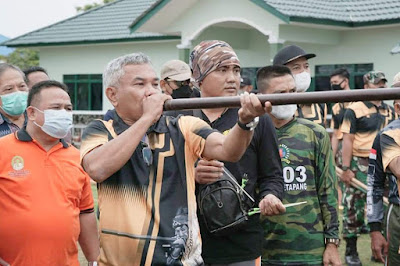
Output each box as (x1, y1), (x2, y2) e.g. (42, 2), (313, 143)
(0, 91), (28, 116)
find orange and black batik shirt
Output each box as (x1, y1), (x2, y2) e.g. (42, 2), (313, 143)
(80, 110), (217, 266)
(331, 102), (350, 140)
(381, 119), (400, 173)
(341, 101), (397, 158)
(296, 103), (327, 128)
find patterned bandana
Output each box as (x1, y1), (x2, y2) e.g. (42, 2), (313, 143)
(189, 40), (240, 88)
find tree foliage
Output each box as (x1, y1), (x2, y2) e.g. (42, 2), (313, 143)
(76, 0), (115, 12)
(6, 48), (39, 70)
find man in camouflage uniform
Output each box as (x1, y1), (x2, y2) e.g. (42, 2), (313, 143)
(341, 71), (397, 265)
(257, 65), (340, 266)
(273, 45), (327, 127)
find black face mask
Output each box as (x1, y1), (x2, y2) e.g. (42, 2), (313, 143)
(172, 85), (192, 99)
(331, 79), (345, 91)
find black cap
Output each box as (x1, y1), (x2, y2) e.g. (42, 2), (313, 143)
(273, 45), (316, 66)
(240, 76), (252, 86)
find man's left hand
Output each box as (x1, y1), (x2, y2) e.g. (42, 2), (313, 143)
(323, 243), (341, 266)
(259, 194), (285, 216)
(238, 92), (271, 124)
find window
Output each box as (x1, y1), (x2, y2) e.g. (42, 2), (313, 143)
(312, 63), (374, 92)
(64, 74), (103, 111)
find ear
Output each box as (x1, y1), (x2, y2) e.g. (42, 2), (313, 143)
(159, 80), (167, 92)
(26, 106), (37, 121)
(106, 87), (118, 107)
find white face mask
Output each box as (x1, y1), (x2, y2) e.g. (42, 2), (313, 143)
(34, 108), (73, 138)
(294, 71), (311, 92)
(270, 104), (297, 120)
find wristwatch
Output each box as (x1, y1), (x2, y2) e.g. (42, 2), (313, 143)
(342, 166), (350, 171)
(237, 117), (259, 131)
(325, 238), (340, 247)
(88, 262), (98, 266)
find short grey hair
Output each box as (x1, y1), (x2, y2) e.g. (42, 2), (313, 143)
(103, 52), (152, 90)
(0, 63), (26, 83)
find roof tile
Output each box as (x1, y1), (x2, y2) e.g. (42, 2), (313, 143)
(4, 0), (400, 46)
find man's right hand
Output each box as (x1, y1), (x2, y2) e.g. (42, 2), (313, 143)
(340, 169), (354, 186)
(195, 159), (224, 184)
(142, 93), (172, 124)
(370, 231), (388, 263)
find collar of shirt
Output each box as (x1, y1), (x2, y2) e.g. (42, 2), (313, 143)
(363, 101), (388, 110)
(0, 112), (28, 127)
(110, 109), (169, 136)
(16, 127), (69, 148)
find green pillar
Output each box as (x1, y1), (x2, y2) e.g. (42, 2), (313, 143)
(177, 39), (192, 64)
(179, 48), (190, 64)
(269, 42), (283, 64)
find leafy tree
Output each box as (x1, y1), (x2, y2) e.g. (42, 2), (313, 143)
(6, 48), (39, 69)
(76, 0), (115, 12)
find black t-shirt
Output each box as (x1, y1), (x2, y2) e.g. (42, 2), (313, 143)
(165, 108), (283, 263)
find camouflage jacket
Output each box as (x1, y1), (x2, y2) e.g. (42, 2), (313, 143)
(262, 118), (339, 265)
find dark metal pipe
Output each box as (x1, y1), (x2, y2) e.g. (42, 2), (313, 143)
(164, 88), (400, 111)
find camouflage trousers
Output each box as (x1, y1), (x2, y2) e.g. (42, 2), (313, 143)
(342, 156), (369, 238)
(387, 204), (400, 266)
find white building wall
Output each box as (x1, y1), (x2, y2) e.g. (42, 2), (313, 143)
(284, 25), (400, 82)
(39, 40), (180, 111)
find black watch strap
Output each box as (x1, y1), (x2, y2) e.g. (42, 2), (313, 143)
(237, 120), (251, 131)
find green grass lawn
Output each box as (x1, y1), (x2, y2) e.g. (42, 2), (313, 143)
(78, 185), (382, 265)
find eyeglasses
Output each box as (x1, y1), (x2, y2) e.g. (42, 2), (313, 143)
(166, 79), (190, 87)
(141, 142), (153, 166)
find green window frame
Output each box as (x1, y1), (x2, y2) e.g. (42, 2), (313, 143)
(63, 74), (103, 111)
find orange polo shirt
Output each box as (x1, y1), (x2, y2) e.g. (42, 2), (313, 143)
(0, 129), (94, 266)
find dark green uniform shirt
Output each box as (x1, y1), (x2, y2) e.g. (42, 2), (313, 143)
(262, 118), (339, 265)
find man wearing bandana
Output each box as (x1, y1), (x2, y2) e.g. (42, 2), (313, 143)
(185, 40), (285, 266)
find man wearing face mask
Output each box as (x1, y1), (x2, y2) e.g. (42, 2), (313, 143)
(330, 68), (351, 162)
(160, 59), (198, 99)
(257, 65), (341, 266)
(0, 63), (29, 138)
(0, 80), (99, 265)
(341, 71), (397, 266)
(273, 45), (327, 127)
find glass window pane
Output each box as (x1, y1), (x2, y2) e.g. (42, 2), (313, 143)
(355, 64), (373, 73)
(91, 83), (103, 110)
(315, 76), (331, 91)
(334, 64), (354, 73)
(354, 75), (365, 89)
(76, 83), (89, 110)
(65, 82), (75, 106)
(64, 75), (75, 81)
(90, 74), (102, 80)
(315, 65), (335, 75)
(77, 74), (89, 80)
